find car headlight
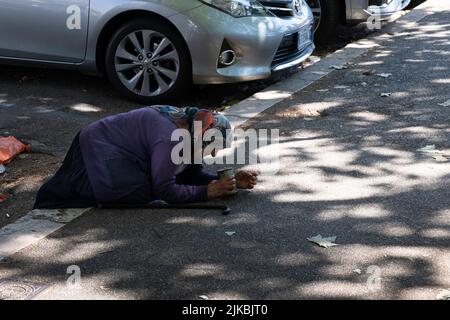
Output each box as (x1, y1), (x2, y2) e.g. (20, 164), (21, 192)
(199, 0), (271, 17)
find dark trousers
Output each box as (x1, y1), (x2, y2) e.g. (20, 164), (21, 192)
(34, 133), (96, 209)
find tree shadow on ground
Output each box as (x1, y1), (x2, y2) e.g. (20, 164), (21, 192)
(0, 10), (449, 300)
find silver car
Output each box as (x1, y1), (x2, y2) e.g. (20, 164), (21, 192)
(305, 0), (411, 45)
(0, 0), (314, 103)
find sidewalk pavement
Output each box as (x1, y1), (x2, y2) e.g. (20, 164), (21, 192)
(0, 4), (449, 300)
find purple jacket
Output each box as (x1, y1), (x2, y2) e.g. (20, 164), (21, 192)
(79, 108), (217, 204)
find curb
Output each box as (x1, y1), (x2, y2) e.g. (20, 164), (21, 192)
(0, 208), (90, 261)
(222, 0), (444, 129)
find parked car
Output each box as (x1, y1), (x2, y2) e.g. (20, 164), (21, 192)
(305, 0), (412, 45)
(0, 0), (314, 104)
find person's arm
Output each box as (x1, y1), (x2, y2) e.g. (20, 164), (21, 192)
(151, 142), (208, 203)
(176, 164), (218, 186)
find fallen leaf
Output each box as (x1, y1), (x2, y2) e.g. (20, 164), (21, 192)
(199, 295), (209, 300)
(417, 145), (445, 154)
(417, 145), (436, 153)
(381, 93), (392, 97)
(376, 73), (393, 78)
(312, 71), (328, 77)
(225, 231), (236, 236)
(438, 100), (450, 107)
(353, 269), (362, 275)
(307, 109), (322, 117)
(330, 65), (348, 70)
(334, 85), (350, 89)
(307, 235), (339, 248)
(436, 289), (450, 300)
(431, 154), (449, 162)
(417, 145), (448, 162)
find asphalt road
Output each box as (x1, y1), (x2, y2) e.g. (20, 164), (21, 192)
(0, 22), (376, 228)
(0, 2), (423, 228)
(0, 5), (449, 300)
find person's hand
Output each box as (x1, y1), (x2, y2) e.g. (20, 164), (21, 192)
(235, 170), (260, 189)
(207, 177), (236, 199)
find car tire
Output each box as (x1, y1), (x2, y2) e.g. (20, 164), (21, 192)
(105, 18), (191, 104)
(406, 0), (422, 9)
(308, 0), (343, 47)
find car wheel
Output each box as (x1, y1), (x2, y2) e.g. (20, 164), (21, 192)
(406, 0), (422, 9)
(307, 0), (343, 46)
(105, 18), (191, 104)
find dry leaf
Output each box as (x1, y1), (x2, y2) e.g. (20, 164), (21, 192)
(330, 65), (348, 70)
(431, 154), (448, 162)
(417, 145), (445, 154)
(334, 85), (350, 89)
(417, 145), (437, 153)
(438, 100), (450, 107)
(417, 145), (448, 162)
(307, 235), (339, 248)
(376, 73), (393, 78)
(436, 289), (450, 300)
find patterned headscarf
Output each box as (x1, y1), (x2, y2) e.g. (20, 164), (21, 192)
(150, 105), (232, 148)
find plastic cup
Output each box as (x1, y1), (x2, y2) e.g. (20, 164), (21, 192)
(217, 168), (237, 194)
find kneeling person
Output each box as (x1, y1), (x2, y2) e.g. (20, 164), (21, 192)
(34, 106), (259, 209)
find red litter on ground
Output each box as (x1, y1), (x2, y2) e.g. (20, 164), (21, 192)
(0, 136), (31, 165)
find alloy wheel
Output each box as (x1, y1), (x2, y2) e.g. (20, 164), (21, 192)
(114, 30), (180, 97)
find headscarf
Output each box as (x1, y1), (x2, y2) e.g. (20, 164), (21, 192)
(150, 105), (232, 148)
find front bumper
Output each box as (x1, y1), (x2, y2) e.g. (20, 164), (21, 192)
(169, 3), (314, 84)
(365, 0), (411, 20)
